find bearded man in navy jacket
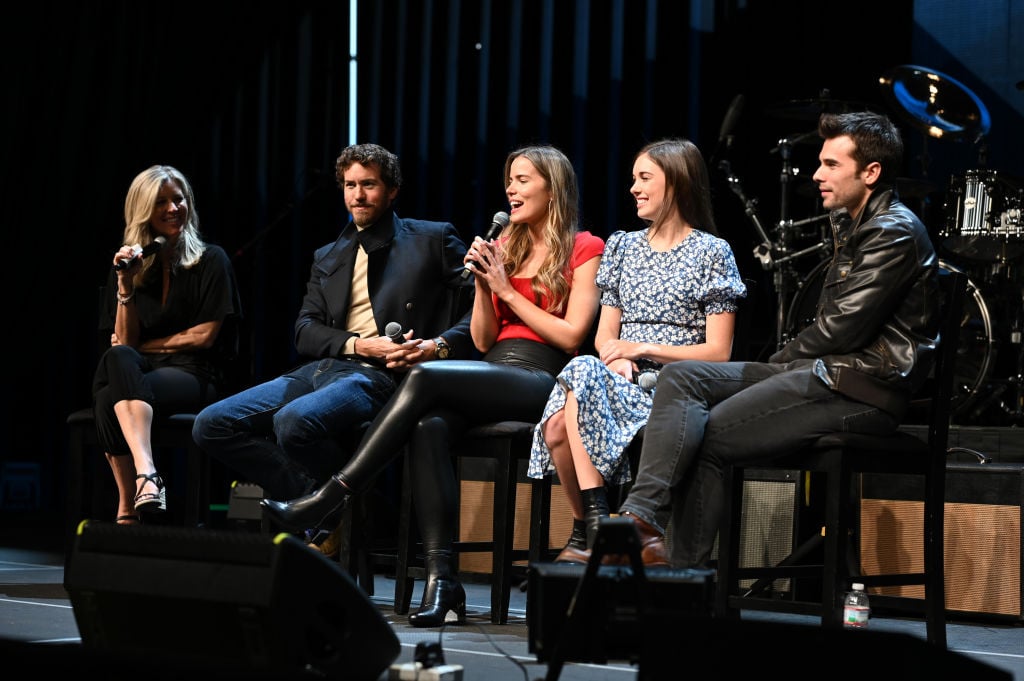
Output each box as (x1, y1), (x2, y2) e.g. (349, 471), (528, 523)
(194, 143), (473, 504)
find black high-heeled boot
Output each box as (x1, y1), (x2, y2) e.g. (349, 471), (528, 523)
(260, 474), (352, 534)
(581, 486), (610, 549)
(554, 518), (590, 564)
(408, 552), (466, 628)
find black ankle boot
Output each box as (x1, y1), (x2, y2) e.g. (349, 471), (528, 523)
(554, 519), (590, 564)
(408, 552), (466, 628)
(260, 475), (351, 533)
(581, 486), (610, 549)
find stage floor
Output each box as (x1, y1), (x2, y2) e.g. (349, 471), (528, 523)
(1, 518), (1021, 681)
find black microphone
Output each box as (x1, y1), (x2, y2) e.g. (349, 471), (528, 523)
(718, 94), (745, 143)
(384, 321), (405, 343)
(113, 236), (166, 271)
(461, 211), (511, 279)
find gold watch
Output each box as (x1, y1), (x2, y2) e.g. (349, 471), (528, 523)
(433, 337), (451, 359)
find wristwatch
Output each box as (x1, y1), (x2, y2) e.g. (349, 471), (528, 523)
(433, 337), (451, 359)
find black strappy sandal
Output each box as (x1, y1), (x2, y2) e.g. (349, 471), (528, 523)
(134, 472), (167, 513)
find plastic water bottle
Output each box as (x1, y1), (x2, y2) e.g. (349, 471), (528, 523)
(843, 582), (870, 629)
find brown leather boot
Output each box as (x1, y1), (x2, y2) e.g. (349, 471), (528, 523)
(621, 511), (670, 567)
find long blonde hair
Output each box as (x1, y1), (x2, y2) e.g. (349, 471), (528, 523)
(501, 145), (579, 314)
(122, 165), (207, 287)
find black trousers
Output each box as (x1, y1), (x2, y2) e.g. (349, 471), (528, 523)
(91, 345), (215, 457)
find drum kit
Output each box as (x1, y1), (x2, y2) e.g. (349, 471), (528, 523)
(729, 65), (1024, 427)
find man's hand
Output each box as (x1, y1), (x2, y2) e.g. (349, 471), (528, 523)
(383, 332), (432, 372)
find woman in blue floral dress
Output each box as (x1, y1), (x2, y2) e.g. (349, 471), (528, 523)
(528, 138), (746, 563)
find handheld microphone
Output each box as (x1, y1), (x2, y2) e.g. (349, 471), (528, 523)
(113, 236), (166, 271)
(384, 321), (405, 343)
(637, 371), (658, 393)
(461, 211), (511, 279)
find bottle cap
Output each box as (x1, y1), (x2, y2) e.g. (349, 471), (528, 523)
(852, 582), (865, 590)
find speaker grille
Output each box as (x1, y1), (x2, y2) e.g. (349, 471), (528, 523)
(861, 498), (1022, 617)
(708, 475), (799, 594)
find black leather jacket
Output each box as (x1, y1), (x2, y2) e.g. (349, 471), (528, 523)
(771, 187), (939, 416)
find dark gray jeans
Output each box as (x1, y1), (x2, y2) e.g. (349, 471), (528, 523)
(618, 358), (899, 568)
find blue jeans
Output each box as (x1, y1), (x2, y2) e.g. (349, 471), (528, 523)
(618, 359), (899, 568)
(192, 358), (397, 500)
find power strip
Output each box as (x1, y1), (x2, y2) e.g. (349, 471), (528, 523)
(388, 663), (464, 681)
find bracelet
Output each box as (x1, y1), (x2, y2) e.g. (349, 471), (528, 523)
(116, 289), (135, 306)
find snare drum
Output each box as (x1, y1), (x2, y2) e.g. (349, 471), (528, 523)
(942, 169), (1024, 261)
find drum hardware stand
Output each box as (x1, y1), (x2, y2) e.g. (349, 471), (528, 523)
(997, 311), (1024, 425)
(974, 135), (989, 169)
(775, 134), (797, 230)
(958, 258), (1024, 427)
(720, 160), (831, 349)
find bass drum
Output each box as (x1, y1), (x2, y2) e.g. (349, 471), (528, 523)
(785, 259), (994, 419)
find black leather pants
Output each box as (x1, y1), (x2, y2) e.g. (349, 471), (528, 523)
(337, 358), (556, 495)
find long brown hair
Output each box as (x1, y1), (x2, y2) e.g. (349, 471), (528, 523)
(501, 145), (580, 313)
(636, 138), (718, 238)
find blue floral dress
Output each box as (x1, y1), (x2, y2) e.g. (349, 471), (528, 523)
(527, 228), (746, 484)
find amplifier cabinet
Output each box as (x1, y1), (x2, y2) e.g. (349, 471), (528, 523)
(717, 469), (801, 594)
(860, 462), (1023, 620)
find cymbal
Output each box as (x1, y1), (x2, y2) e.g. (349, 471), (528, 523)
(765, 97), (870, 121)
(768, 129), (820, 154)
(879, 64), (990, 141)
(785, 129), (820, 145)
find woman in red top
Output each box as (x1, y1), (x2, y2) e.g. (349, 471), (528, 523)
(264, 145), (604, 627)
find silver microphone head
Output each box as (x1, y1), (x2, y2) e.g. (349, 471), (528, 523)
(484, 211), (511, 240)
(637, 371), (658, 392)
(384, 322), (404, 343)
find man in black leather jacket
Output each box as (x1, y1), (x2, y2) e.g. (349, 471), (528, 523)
(614, 111), (940, 568)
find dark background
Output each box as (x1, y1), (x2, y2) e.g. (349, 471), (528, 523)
(1, 1), (1022, 522)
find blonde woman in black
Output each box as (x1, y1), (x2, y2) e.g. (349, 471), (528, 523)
(93, 165), (240, 524)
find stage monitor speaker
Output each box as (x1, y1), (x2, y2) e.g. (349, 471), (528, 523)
(64, 522), (400, 680)
(527, 562), (714, 664)
(860, 461), (1023, 620)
